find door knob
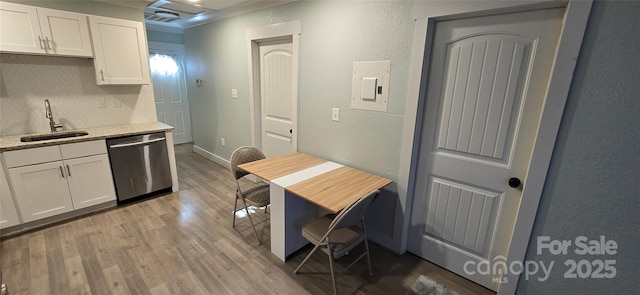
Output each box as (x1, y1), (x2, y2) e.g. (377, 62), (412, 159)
(508, 177), (521, 188)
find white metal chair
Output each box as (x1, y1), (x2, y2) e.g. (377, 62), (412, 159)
(294, 190), (379, 294)
(230, 146), (270, 244)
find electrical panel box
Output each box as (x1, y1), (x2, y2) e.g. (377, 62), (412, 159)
(351, 60), (390, 112)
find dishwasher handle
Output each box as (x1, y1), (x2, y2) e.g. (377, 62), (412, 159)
(109, 137), (166, 148)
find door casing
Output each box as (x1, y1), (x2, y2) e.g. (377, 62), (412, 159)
(247, 21), (301, 154)
(399, 1), (593, 294)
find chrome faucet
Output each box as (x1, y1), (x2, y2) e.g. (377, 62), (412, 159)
(44, 99), (63, 132)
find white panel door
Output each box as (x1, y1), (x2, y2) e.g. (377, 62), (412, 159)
(65, 154), (116, 210)
(149, 42), (192, 144)
(0, 2), (45, 54)
(408, 8), (564, 291)
(259, 39), (295, 157)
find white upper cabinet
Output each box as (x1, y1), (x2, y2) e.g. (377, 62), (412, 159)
(0, 2), (92, 57)
(89, 16), (151, 85)
(0, 2), (43, 54)
(37, 8), (93, 56)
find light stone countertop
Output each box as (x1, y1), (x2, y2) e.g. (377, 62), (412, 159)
(0, 122), (174, 152)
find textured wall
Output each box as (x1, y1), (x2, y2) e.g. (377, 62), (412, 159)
(184, 0), (413, 179)
(516, 1), (640, 293)
(146, 30), (185, 44)
(0, 55), (157, 135)
(184, 1), (414, 248)
(0, 1), (157, 136)
(7, 0), (144, 21)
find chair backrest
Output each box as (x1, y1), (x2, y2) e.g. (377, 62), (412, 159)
(329, 190), (379, 231)
(230, 146), (266, 180)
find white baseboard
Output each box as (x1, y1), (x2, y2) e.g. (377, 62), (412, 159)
(193, 145), (230, 170)
(192, 145), (263, 183)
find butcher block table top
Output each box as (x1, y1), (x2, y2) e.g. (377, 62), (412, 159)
(238, 152), (392, 213)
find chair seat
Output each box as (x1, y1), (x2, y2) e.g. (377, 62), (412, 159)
(302, 215), (365, 258)
(242, 184), (270, 207)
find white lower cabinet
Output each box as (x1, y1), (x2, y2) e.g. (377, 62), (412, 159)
(0, 159), (21, 229)
(64, 154), (115, 209)
(4, 140), (116, 224)
(8, 161), (74, 223)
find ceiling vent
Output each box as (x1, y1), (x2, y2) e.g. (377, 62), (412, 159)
(142, 0), (298, 28)
(144, 0), (212, 23)
(145, 10), (181, 23)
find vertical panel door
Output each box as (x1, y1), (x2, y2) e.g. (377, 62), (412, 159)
(259, 38), (295, 157)
(408, 8), (564, 291)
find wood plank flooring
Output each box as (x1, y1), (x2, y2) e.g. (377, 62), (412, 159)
(1, 144), (494, 295)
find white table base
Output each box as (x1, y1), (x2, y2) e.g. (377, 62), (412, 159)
(269, 162), (343, 261)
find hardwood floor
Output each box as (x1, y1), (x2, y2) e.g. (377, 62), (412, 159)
(1, 144), (494, 295)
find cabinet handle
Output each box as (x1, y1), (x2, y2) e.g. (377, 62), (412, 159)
(38, 36), (45, 49)
(45, 37), (52, 50)
(59, 166), (65, 178)
(66, 165), (72, 177)
(100, 70), (104, 81)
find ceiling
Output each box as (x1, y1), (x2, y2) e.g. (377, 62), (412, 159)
(98, 0), (296, 29)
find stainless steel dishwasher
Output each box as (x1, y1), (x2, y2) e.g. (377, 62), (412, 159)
(106, 132), (172, 203)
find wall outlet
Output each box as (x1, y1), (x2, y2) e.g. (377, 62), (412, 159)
(231, 89), (238, 99)
(112, 97), (121, 107)
(220, 138), (225, 146)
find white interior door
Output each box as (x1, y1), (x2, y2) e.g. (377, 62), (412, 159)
(149, 42), (192, 145)
(259, 38), (295, 157)
(408, 8), (564, 291)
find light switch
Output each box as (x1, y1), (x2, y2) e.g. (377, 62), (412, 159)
(332, 108), (340, 122)
(361, 77), (377, 101)
(231, 88), (238, 98)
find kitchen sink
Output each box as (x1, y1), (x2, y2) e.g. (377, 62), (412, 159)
(20, 131), (89, 142)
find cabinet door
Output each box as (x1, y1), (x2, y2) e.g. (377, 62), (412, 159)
(0, 2), (46, 54)
(38, 8), (92, 57)
(0, 162), (21, 229)
(65, 154), (116, 209)
(8, 161), (74, 223)
(88, 16), (151, 85)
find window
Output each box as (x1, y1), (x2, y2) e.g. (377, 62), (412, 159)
(149, 53), (179, 75)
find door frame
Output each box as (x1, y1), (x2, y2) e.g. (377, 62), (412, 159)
(399, 1), (592, 294)
(246, 21), (301, 152)
(147, 41), (193, 144)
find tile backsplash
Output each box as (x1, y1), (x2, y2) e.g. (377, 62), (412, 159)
(0, 54), (157, 136)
